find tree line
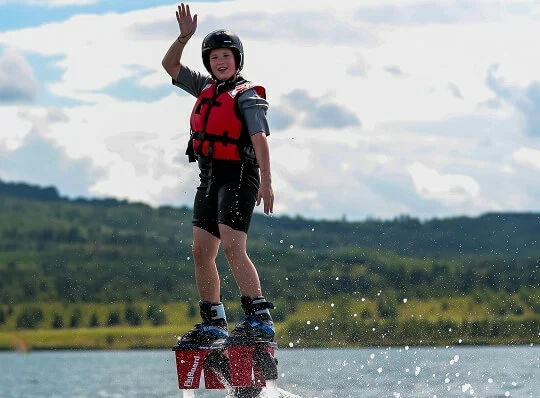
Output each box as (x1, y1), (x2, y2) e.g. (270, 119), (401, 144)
(0, 180), (538, 305)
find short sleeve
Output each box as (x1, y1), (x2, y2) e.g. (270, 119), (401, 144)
(172, 65), (212, 98)
(237, 89), (270, 136)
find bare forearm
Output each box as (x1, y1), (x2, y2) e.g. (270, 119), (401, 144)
(251, 131), (274, 214)
(161, 36), (188, 78)
(251, 132), (272, 182)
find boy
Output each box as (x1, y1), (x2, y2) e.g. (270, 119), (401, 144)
(162, 3), (275, 347)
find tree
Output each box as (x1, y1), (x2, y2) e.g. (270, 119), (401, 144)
(188, 301), (197, 318)
(89, 313), (100, 327)
(125, 305), (142, 326)
(106, 311), (121, 326)
(70, 308), (82, 328)
(16, 307), (44, 329)
(52, 313), (64, 329)
(376, 295), (398, 319)
(147, 305), (167, 326)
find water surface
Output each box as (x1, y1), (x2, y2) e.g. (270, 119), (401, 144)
(0, 345), (538, 397)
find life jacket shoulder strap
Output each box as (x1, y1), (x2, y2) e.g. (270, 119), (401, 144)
(231, 82), (266, 99)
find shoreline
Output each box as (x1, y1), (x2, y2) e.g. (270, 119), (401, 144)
(1, 329), (537, 352)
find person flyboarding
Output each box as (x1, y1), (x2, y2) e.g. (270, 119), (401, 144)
(162, 3), (276, 349)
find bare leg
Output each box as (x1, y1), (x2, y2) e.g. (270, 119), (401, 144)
(218, 224), (262, 298)
(192, 226), (221, 303)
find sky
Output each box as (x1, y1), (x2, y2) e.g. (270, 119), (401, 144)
(1, 0), (540, 222)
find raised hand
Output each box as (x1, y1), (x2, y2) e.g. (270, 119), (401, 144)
(176, 3), (197, 40)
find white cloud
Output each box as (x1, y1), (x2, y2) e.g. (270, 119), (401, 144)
(513, 147), (540, 171)
(0, 106), (35, 149)
(1, 0), (540, 220)
(407, 162), (481, 205)
(0, 48), (38, 102)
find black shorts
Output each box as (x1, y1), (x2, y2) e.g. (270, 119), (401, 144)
(192, 174), (259, 238)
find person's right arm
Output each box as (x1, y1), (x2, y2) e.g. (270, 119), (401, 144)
(161, 3), (197, 79)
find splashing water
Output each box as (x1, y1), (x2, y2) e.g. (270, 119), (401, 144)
(182, 390), (195, 398)
(257, 384), (302, 398)
(219, 385), (302, 398)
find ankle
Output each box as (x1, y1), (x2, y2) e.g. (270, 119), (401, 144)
(199, 301), (227, 323)
(240, 296), (274, 318)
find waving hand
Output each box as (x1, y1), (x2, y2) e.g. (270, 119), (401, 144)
(176, 3), (197, 41)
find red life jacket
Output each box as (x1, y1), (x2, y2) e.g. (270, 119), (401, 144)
(187, 80), (266, 162)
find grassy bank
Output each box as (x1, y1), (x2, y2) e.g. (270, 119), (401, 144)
(1, 296), (538, 350)
(1, 320), (536, 351)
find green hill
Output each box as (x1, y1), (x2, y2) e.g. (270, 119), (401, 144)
(1, 179), (537, 303)
(0, 177), (540, 303)
(0, 179), (538, 349)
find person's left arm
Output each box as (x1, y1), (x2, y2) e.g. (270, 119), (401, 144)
(238, 89), (274, 214)
(251, 132), (273, 214)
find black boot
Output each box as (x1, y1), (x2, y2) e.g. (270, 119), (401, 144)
(178, 301), (228, 347)
(227, 296), (275, 343)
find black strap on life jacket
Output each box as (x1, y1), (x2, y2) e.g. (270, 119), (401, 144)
(190, 131), (237, 145)
(194, 97), (221, 115)
(185, 90), (223, 163)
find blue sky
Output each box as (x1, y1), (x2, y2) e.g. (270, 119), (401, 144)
(1, 0), (540, 221)
(0, 1), (189, 31)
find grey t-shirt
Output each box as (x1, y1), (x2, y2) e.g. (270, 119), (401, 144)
(173, 65), (270, 136)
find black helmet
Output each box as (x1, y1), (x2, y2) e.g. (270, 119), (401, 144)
(201, 29), (244, 76)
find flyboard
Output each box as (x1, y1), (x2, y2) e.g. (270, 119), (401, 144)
(173, 338), (278, 397)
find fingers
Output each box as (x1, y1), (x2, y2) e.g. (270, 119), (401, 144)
(176, 3), (197, 33)
(177, 3), (188, 18)
(266, 196), (274, 215)
(256, 191), (274, 215)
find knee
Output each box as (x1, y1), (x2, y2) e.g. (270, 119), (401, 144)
(221, 239), (241, 260)
(192, 242), (212, 263)
(221, 240), (235, 259)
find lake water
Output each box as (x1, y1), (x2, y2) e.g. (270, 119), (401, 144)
(0, 346), (538, 397)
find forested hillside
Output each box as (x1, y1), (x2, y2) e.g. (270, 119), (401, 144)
(1, 180), (538, 348)
(1, 179), (538, 303)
